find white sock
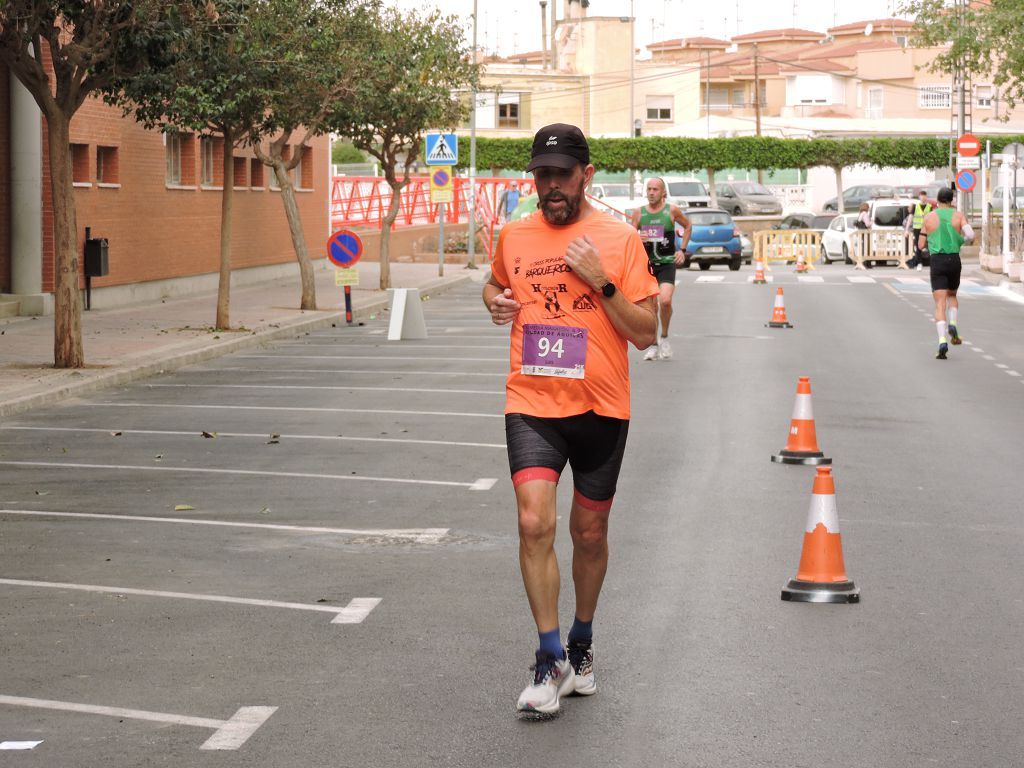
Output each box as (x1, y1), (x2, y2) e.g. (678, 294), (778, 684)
(936, 320), (948, 343)
(948, 308), (958, 328)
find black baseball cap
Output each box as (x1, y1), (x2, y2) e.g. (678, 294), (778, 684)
(526, 123), (590, 172)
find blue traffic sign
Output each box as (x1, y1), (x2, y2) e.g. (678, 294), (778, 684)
(425, 132), (458, 165)
(326, 229), (363, 268)
(956, 169), (977, 193)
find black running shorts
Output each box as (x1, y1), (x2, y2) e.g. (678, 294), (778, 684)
(650, 263), (677, 285)
(930, 253), (962, 292)
(505, 411), (629, 507)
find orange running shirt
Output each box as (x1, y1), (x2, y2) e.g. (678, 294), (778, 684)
(490, 210), (659, 420)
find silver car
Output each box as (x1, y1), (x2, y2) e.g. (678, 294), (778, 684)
(988, 185), (1024, 215)
(716, 181), (783, 216)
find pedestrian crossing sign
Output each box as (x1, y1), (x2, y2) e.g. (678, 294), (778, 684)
(425, 132), (458, 166)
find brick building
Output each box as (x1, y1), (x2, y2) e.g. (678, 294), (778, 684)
(1, 63), (329, 315)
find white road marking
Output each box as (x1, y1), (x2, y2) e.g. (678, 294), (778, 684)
(84, 402), (502, 419)
(0, 741), (43, 750)
(995, 363), (1009, 369)
(746, 275), (774, 283)
(797, 275), (824, 283)
(971, 348), (984, 353)
(0, 510), (449, 544)
(236, 354), (505, 362)
(0, 461), (495, 491)
(0, 426), (506, 450)
(275, 343), (506, 350)
(203, 367), (506, 378)
(983, 355), (996, 361)
(963, 340), (974, 346)
(1007, 370), (1021, 377)
(882, 283), (899, 296)
(847, 276), (876, 284)
(469, 478), (499, 491)
(695, 276), (724, 283)
(896, 277), (927, 285)
(0, 578), (381, 626)
(0, 695), (274, 750)
(145, 383), (503, 396)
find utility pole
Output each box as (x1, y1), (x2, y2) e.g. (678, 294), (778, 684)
(705, 49), (711, 137)
(467, 0), (478, 269)
(629, 0), (636, 201)
(754, 42), (763, 184)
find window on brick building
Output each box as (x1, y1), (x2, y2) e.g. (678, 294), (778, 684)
(201, 137), (215, 186)
(296, 145), (313, 189)
(71, 144), (89, 184)
(233, 156), (247, 188)
(166, 132), (196, 186)
(918, 85), (951, 109)
(96, 146), (119, 184)
(250, 158), (264, 188)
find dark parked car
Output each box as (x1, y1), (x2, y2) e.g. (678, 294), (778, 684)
(716, 182), (783, 216)
(675, 208), (743, 271)
(822, 184), (897, 212)
(775, 212), (837, 231)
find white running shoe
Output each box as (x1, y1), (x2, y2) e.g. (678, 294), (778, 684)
(567, 641), (596, 696)
(516, 653), (575, 715)
(643, 345), (659, 361)
(658, 339), (672, 360)
(916, 264), (923, 271)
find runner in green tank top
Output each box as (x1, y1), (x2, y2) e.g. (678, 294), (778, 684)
(919, 187), (974, 359)
(630, 178), (691, 360)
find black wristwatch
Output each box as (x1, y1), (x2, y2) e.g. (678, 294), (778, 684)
(601, 281), (617, 298)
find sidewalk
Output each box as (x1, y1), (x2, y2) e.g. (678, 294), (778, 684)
(0, 261), (477, 418)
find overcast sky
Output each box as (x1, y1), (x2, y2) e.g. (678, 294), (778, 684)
(385, 0), (913, 58)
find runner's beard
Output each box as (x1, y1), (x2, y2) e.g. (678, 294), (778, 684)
(540, 186), (583, 225)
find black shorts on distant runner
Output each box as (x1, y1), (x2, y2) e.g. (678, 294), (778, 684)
(930, 252), (961, 292)
(650, 262), (677, 285)
(505, 411), (629, 508)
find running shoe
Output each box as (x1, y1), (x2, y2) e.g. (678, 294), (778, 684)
(643, 345), (659, 361)
(566, 640), (596, 696)
(516, 652), (575, 716)
(658, 339), (673, 360)
(936, 342), (948, 360)
(949, 326), (962, 345)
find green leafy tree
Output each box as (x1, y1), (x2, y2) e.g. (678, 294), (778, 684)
(249, 0), (375, 311)
(332, 141), (367, 165)
(116, 0), (275, 330)
(0, 1), (186, 367)
(903, 0), (1024, 111)
(327, 6), (478, 289)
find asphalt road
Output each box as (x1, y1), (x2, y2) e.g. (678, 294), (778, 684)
(1, 263), (1023, 767)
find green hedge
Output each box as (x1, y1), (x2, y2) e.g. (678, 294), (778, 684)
(457, 135), (1024, 174)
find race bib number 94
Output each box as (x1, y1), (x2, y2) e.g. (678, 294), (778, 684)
(521, 324), (587, 379)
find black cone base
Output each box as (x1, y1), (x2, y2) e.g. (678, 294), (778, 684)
(781, 578), (859, 603)
(771, 450), (832, 465)
(766, 321), (793, 328)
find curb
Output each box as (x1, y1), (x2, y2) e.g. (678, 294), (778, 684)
(0, 273), (471, 419)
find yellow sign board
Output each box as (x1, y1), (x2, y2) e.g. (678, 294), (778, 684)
(334, 267), (359, 287)
(430, 167), (453, 204)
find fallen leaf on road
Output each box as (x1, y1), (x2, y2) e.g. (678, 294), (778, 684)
(110, 431), (123, 437)
(267, 433), (280, 444)
(34, 490), (49, 496)
(174, 504), (194, 511)
(201, 431), (217, 439)
(154, 454), (163, 460)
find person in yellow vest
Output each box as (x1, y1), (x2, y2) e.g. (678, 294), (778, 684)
(907, 189), (935, 270)
(919, 186), (974, 360)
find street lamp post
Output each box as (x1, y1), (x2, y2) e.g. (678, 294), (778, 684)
(467, 0), (478, 270)
(629, 0), (635, 200)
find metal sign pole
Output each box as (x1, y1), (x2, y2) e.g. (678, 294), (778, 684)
(438, 204), (445, 277)
(344, 285), (353, 324)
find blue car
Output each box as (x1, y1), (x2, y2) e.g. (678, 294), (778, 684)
(676, 208), (743, 271)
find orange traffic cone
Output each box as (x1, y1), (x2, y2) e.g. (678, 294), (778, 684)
(771, 376), (831, 465)
(752, 257), (767, 284)
(781, 467), (859, 603)
(766, 287), (793, 328)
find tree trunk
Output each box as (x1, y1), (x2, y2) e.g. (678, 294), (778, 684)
(380, 178), (403, 290)
(706, 168), (718, 208)
(46, 112), (84, 368)
(273, 160), (316, 310)
(216, 126), (234, 330)
(834, 166), (844, 212)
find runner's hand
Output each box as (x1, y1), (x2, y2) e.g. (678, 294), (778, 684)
(674, 250), (684, 266)
(488, 288), (521, 325)
(564, 235), (607, 291)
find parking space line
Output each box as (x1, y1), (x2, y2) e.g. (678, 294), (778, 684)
(0, 510), (449, 543)
(274, 343), (507, 350)
(84, 403), (503, 419)
(236, 354), (505, 362)
(895, 277), (927, 285)
(144, 383), (503, 396)
(695, 276), (724, 283)
(847, 276), (876, 284)
(797, 275), (824, 283)
(0, 461), (498, 491)
(0, 426), (506, 450)
(0, 695), (274, 750)
(0, 579), (381, 625)
(204, 367), (506, 378)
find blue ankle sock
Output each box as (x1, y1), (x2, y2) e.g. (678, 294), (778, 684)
(567, 617), (593, 645)
(537, 628), (564, 659)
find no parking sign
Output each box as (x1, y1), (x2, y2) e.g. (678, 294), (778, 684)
(326, 229), (363, 269)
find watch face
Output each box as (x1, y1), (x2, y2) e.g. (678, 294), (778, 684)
(602, 281), (616, 297)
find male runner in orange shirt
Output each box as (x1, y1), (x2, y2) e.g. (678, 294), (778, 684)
(483, 123), (658, 716)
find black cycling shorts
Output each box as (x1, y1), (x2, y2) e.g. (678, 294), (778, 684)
(930, 253), (962, 292)
(505, 411), (629, 508)
(650, 263), (677, 286)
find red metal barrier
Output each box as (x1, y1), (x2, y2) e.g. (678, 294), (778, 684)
(330, 176), (536, 260)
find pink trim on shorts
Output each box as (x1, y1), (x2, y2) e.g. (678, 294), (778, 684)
(512, 467), (561, 487)
(573, 489), (614, 512)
